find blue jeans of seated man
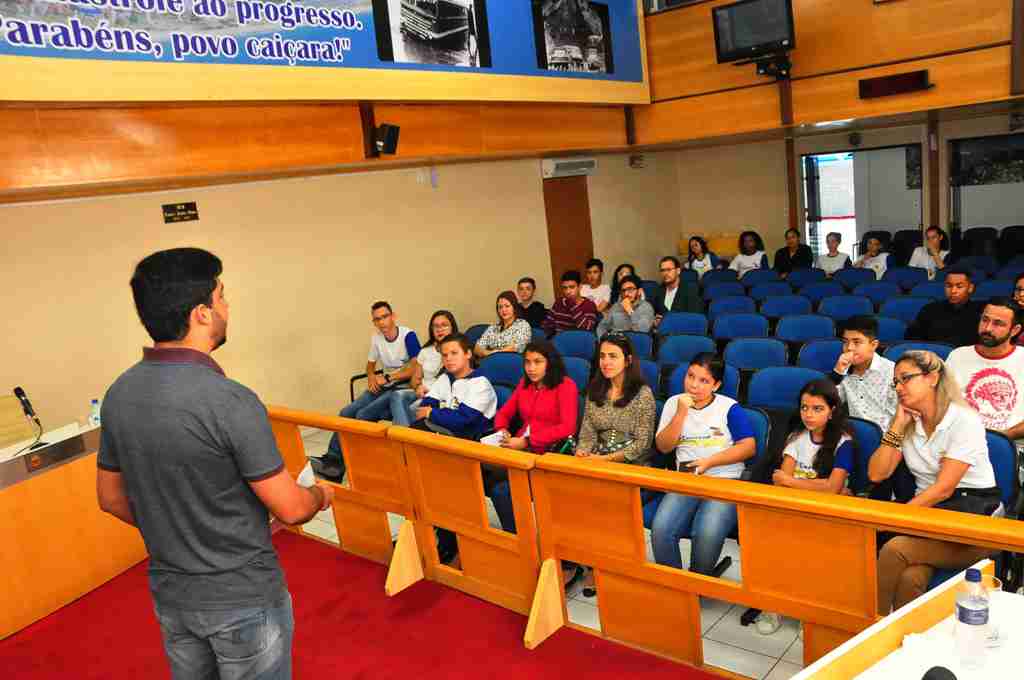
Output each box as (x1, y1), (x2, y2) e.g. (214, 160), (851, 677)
(487, 479), (516, 533)
(325, 389), (395, 462)
(154, 593), (293, 680)
(650, 493), (737, 575)
(388, 390), (418, 427)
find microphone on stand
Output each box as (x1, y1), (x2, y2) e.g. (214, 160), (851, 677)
(12, 386), (46, 453)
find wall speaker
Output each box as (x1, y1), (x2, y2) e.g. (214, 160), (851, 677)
(858, 70), (932, 99)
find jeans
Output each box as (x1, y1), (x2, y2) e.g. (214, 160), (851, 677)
(325, 389), (395, 463)
(486, 477), (516, 534)
(388, 390), (419, 427)
(650, 493), (737, 575)
(154, 594), (294, 680)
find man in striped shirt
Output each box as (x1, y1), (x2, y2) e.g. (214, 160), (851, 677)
(543, 270), (598, 337)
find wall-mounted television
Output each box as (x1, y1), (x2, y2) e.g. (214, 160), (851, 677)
(712, 0), (795, 64)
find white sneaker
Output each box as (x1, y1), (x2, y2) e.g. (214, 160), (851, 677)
(755, 612), (782, 635)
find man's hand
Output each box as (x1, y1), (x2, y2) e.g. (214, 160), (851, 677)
(314, 482), (335, 511)
(622, 298), (634, 314)
(834, 350), (855, 374)
(416, 406), (432, 421)
(368, 373), (386, 394)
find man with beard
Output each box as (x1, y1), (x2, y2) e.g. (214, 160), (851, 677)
(652, 255), (703, 327)
(906, 265), (985, 347)
(946, 297), (1024, 453)
(97, 248), (334, 679)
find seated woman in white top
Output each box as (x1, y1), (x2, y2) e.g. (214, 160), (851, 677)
(475, 291), (533, 358)
(393, 310), (457, 427)
(815, 231), (851, 277)
(854, 236), (888, 279)
(684, 236), (720, 280)
(870, 350), (1000, 614)
(907, 226), (949, 280)
(728, 230), (769, 279)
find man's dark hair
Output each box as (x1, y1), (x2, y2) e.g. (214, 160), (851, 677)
(659, 255), (681, 269)
(585, 258), (604, 271)
(841, 315), (879, 341)
(371, 301), (393, 314)
(984, 297), (1023, 331)
(689, 352), (725, 384)
(561, 270), (582, 284)
(785, 228), (800, 239)
(439, 333), (473, 354)
(517, 277), (537, 288)
(131, 248), (222, 342)
(944, 265), (973, 282)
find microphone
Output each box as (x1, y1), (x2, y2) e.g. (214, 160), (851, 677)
(922, 667), (956, 680)
(13, 386), (40, 424)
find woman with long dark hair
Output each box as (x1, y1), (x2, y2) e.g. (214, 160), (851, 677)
(610, 262), (640, 303)
(685, 236), (720, 280)
(908, 226), (949, 280)
(772, 378), (856, 493)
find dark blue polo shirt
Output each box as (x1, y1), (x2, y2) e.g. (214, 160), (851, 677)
(98, 347), (287, 610)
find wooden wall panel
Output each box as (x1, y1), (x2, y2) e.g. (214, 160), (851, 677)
(791, 46), (1013, 125)
(791, 0), (1012, 78)
(645, 1), (767, 102)
(0, 104), (365, 195)
(633, 84), (781, 146)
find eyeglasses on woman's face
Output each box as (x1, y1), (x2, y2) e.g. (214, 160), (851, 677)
(891, 371), (926, 388)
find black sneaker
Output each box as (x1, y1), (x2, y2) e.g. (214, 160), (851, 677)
(309, 456), (344, 482)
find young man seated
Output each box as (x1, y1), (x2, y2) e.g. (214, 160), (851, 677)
(313, 301), (420, 481)
(596, 274), (655, 335)
(516, 276), (547, 328)
(581, 258), (611, 313)
(907, 265), (985, 348)
(542, 270), (598, 337)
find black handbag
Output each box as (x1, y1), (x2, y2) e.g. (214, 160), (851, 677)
(934, 486), (1002, 517)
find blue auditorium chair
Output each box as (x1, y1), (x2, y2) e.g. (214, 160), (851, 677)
(641, 280), (660, 302)
(833, 268), (876, 290)
(494, 385), (513, 411)
(909, 282), (945, 300)
(640, 359), (660, 396)
(879, 296), (931, 324)
(747, 367), (826, 411)
(957, 255), (1000, 275)
(797, 339), (844, 374)
(563, 357), (591, 393)
(553, 330), (597, 361)
(703, 282), (746, 302)
(741, 269), (781, 287)
(724, 338), (788, 371)
(701, 269), (738, 286)
(787, 268), (826, 288)
(760, 295), (812, 321)
(818, 295), (874, 322)
(975, 280), (1014, 300)
(876, 317), (908, 344)
(883, 342), (955, 361)
(799, 281), (844, 305)
(848, 417), (883, 496)
(883, 266), (929, 291)
(712, 313), (769, 341)
(464, 324), (489, 346)
(749, 282), (792, 302)
(657, 335), (716, 368)
(709, 296), (757, 321)
(531, 327), (546, 344)
(658, 312), (709, 337)
(625, 332), (653, 360)
(478, 352), (523, 389)
(775, 314), (836, 346)
(853, 282), (902, 308)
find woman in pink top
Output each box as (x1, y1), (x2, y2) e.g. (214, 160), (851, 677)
(487, 341), (578, 539)
(493, 341), (579, 453)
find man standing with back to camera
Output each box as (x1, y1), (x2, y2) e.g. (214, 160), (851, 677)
(97, 248), (334, 679)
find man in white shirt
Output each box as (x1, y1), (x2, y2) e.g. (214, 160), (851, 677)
(946, 298), (1024, 452)
(580, 258), (611, 313)
(313, 301), (421, 481)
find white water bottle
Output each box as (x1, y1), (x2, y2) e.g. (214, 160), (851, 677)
(88, 399), (102, 427)
(955, 568), (989, 669)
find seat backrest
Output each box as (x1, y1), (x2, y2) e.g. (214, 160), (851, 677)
(882, 266), (929, 290)
(531, 327), (546, 344)
(724, 338), (788, 370)
(963, 227), (999, 257)
(986, 430), (1019, 509)
(640, 359), (660, 395)
(708, 296), (757, 321)
(465, 323), (490, 346)
(747, 367), (826, 410)
(701, 269), (738, 286)
(658, 311), (709, 336)
(739, 406), (772, 475)
(553, 330), (597, 360)
(995, 263), (1024, 282)
(624, 332), (653, 360)
(853, 282), (902, 306)
(657, 334), (716, 366)
(997, 227), (1024, 264)
(478, 352), (524, 388)
(703, 282), (746, 301)
(883, 342), (955, 361)
(848, 417), (883, 494)
(775, 314), (836, 343)
(796, 339), (844, 373)
(641, 280), (660, 301)
(818, 295), (874, 321)
(875, 316), (908, 343)
(974, 280), (1013, 300)
(667, 363), (739, 401)
(760, 295), (812, 319)
(957, 255), (1000, 274)
(833, 268), (877, 290)
(712, 313), (769, 340)
(494, 385), (513, 411)
(563, 357), (591, 393)
(741, 269), (781, 287)
(909, 282), (946, 300)
(750, 282), (792, 302)
(879, 295), (931, 323)
(799, 282), (844, 304)
(787, 268), (826, 288)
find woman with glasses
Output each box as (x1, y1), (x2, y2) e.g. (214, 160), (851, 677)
(869, 350), (1000, 614)
(597, 274), (655, 336)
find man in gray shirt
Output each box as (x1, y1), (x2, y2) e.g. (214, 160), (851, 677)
(596, 274), (655, 336)
(97, 248), (334, 680)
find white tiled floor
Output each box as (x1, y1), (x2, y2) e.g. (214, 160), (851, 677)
(299, 428), (805, 679)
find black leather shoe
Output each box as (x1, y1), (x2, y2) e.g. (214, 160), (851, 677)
(309, 457), (344, 482)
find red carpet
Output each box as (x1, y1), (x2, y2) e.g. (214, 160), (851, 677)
(1, 531), (718, 679)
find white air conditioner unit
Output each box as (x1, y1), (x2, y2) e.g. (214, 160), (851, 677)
(541, 157), (598, 179)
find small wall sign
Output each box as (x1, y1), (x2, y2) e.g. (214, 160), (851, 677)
(162, 202), (200, 224)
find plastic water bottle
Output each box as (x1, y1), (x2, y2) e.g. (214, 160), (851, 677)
(88, 399), (101, 427)
(955, 568), (989, 669)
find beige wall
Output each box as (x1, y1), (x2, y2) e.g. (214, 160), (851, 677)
(588, 152), (681, 281)
(675, 140), (790, 256)
(1, 152), (687, 430)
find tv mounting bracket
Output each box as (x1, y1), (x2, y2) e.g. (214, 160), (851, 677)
(733, 52), (792, 81)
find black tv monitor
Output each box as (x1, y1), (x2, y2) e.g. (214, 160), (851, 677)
(712, 0), (795, 64)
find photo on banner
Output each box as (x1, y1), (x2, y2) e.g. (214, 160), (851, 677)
(531, 0), (613, 74)
(372, 0), (492, 68)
